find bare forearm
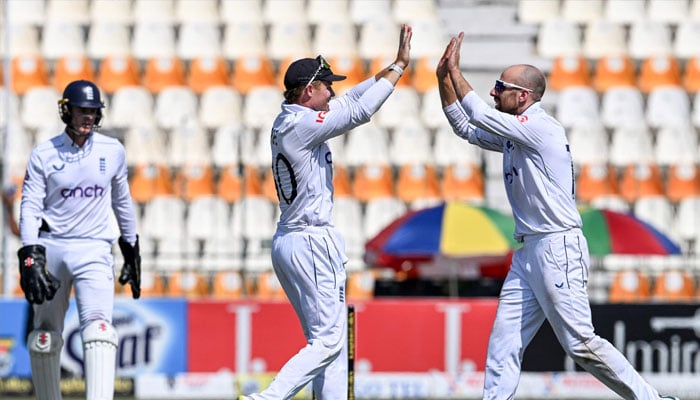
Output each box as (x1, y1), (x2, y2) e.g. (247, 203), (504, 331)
(449, 68), (473, 102)
(438, 75), (457, 108)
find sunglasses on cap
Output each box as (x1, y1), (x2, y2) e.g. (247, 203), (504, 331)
(305, 55), (332, 88)
(494, 79), (533, 94)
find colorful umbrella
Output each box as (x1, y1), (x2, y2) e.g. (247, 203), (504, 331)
(580, 208), (682, 256)
(364, 202), (520, 278)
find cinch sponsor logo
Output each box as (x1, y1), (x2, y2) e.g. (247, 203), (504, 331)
(60, 185), (105, 199)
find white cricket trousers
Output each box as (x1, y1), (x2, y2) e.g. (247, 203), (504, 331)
(252, 226), (348, 400)
(482, 229), (660, 400)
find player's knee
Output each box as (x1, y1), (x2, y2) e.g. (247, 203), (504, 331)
(81, 320), (118, 348)
(564, 335), (605, 365)
(28, 330), (63, 355)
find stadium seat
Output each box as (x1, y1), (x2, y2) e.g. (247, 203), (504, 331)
(666, 163), (700, 203)
(647, 0), (689, 24)
(211, 124), (243, 168)
(683, 56), (700, 93)
(388, 118), (433, 166)
(131, 22), (176, 60)
(261, 168), (279, 203)
(568, 123), (609, 166)
(240, 196), (277, 272)
(242, 85), (284, 129)
(11, 55), (50, 95)
(420, 86), (448, 130)
(222, 21), (266, 60)
(135, 271), (166, 297)
(592, 55), (637, 92)
(41, 22), (85, 60)
(132, 0), (175, 24)
(633, 195), (676, 238)
(652, 270), (696, 302)
(673, 21), (700, 60)
(326, 55), (367, 96)
(560, 0), (603, 24)
(608, 269), (651, 303)
(3, 122), (31, 169)
(231, 55), (276, 94)
(605, 0), (646, 24)
(555, 86), (600, 128)
(364, 197), (407, 239)
(618, 164), (664, 203)
(20, 86), (60, 131)
(143, 56), (186, 94)
(109, 86), (155, 130)
(187, 56), (230, 94)
(216, 165), (244, 203)
(267, 21), (311, 62)
(211, 271), (244, 299)
(408, 19), (446, 58)
(609, 124), (654, 167)
(154, 86), (198, 131)
(358, 17), (400, 60)
(263, 0), (306, 24)
(87, 22), (132, 60)
(143, 195), (194, 270)
(432, 124), (482, 168)
(412, 56), (440, 94)
(375, 87), (421, 129)
(395, 164), (441, 204)
(344, 122), (391, 168)
(368, 56), (411, 89)
(52, 55), (96, 93)
(582, 20), (627, 60)
(548, 55), (591, 91)
(96, 55), (141, 95)
(576, 163), (619, 204)
(441, 163), (485, 203)
(600, 86), (645, 130)
(177, 22), (221, 60)
(674, 196), (700, 252)
(89, 0), (133, 24)
(313, 20), (357, 58)
(251, 270), (286, 300)
(346, 270), (377, 301)
(6, 0), (45, 25)
(638, 55), (682, 93)
(393, 0), (439, 23)
(199, 87), (242, 130)
(166, 271), (209, 298)
(536, 20), (582, 58)
(123, 124), (167, 166)
(517, 0), (560, 25)
(655, 124), (697, 167)
(352, 164), (395, 202)
(307, 0), (350, 24)
(646, 86), (691, 129)
(168, 118), (211, 167)
(173, 164), (215, 201)
(628, 20), (673, 60)
(129, 163), (174, 204)
(175, 0), (219, 24)
(221, 0), (263, 23)
(332, 196), (365, 271)
(350, 0), (392, 25)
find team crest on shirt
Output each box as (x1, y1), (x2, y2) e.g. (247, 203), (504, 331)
(315, 111), (327, 123)
(517, 115), (528, 123)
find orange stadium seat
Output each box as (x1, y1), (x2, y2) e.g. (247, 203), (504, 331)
(333, 165), (353, 198)
(143, 56), (186, 93)
(53, 55), (96, 93)
(618, 163), (664, 203)
(682, 56), (700, 93)
(11, 55), (50, 94)
(411, 55), (439, 94)
(231, 55), (276, 95)
(666, 163), (700, 203)
(395, 164), (440, 204)
(638, 55), (682, 93)
(369, 56), (411, 88)
(135, 271), (167, 298)
(652, 270), (696, 302)
(592, 55), (637, 92)
(441, 163), (485, 203)
(261, 168), (278, 202)
(243, 164), (264, 197)
(211, 271), (244, 299)
(576, 163), (620, 203)
(129, 163), (174, 204)
(167, 271), (209, 298)
(216, 165), (244, 203)
(186, 55), (230, 94)
(346, 270), (377, 301)
(96, 55), (141, 95)
(327, 55), (367, 95)
(548, 55), (592, 91)
(352, 163), (395, 202)
(608, 269), (651, 303)
(251, 270), (286, 300)
(173, 164), (216, 201)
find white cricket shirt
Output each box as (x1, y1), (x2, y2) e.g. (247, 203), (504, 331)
(19, 131), (137, 245)
(271, 77), (394, 230)
(444, 92), (582, 239)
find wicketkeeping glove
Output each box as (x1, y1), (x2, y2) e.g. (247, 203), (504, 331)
(118, 235), (141, 299)
(17, 244), (60, 305)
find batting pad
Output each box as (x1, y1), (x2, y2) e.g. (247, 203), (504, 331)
(28, 330), (63, 400)
(82, 320), (118, 400)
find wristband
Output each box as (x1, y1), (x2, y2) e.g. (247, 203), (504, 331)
(388, 63), (404, 77)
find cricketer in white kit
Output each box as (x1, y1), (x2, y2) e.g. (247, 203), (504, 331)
(437, 34), (678, 400)
(241, 25), (412, 400)
(18, 80), (141, 400)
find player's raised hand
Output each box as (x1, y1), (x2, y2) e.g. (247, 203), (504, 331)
(395, 24), (412, 69)
(437, 36), (458, 80)
(446, 32), (465, 73)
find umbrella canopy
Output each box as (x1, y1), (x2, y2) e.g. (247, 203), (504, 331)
(580, 208), (681, 256)
(364, 202), (519, 277)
